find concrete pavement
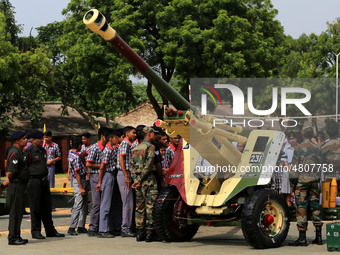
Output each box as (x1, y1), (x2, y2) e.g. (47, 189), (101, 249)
(0, 210), (332, 255)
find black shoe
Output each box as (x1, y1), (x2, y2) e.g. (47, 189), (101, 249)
(97, 232), (115, 238)
(289, 230), (308, 246)
(32, 233), (45, 239)
(121, 231), (136, 237)
(77, 227), (88, 234)
(136, 229), (146, 242)
(87, 230), (98, 237)
(46, 231), (65, 237)
(113, 230), (121, 236)
(109, 230), (121, 236)
(145, 231), (157, 242)
(312, 226), (323, 245)
(9, 239), (27, 245)
(68, 228), (78, 236)
(19, 237), (29, 244)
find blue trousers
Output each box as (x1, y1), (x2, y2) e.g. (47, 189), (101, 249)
(89, 173), (101, 232)
(116, 171), (134, 232)
(47, 165), (55, 188)
(70, 177), (88, 229)
(99, 172), (115, 233)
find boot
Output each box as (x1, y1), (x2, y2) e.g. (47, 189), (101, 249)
(136, 229), (146, 242)
(312, 226), (323, 245)
(289, 230), (308, 246)
(145, 230), (157, 242)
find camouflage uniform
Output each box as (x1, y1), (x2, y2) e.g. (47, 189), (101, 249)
(292, 139), (323, 231)
(130, 138), (158, 231)
(321, 138), (340, 184)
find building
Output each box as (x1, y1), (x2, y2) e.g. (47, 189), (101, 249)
(114, 102), (158, 127)
(1, 101), (164, 177)
(0, 102), (111, 176)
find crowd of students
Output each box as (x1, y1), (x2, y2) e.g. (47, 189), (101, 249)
(67, 125), (180, 241)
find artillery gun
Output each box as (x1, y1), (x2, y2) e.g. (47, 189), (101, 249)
(83, 9), (289, 248)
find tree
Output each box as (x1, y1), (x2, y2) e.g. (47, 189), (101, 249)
(45, 0), (285, 120)
(0, 0), (20, 45)
(0, 4), (53, 131)
(35, 0), (287, 124)
(36, 2), (137, 129)
(279, 19), (340, 129)
(104, 0), (286, 116)
(253, 18), (340, 132)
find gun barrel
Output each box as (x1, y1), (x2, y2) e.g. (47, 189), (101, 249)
(83, 9), (193, 112)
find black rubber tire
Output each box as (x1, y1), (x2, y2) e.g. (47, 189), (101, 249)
(241, 188), (290, 249)
(153, 186), (199, 242)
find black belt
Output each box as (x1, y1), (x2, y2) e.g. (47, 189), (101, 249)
(30, 175), (48, 181)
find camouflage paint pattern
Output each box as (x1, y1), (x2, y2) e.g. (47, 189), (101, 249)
(135, 175), (158, 230)
(292, 140), (323, 230)
(295, 178), (322, 230)
(321, 139), (340, 180)
(130, 139), (157, 230)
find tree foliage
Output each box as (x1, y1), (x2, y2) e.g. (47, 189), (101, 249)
(5, 0), (339, 132)
(0, 1), (53, 130)
(36, 0), (286, 121)
(255, 18), (340, 131)
(36, 1), (137, 129)
(105, 0), (287, 114)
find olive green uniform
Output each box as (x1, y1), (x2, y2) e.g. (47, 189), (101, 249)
(321, 138), (340, 187)
(130, 139), (158, 231)
(292, 139), (323, 231)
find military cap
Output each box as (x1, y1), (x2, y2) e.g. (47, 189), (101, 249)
(10, 131), (25, 141)
(30, 130), (44, 139)
(303, 126), (313, 133)
(303, 126), (314, 138)
(152, 123), (163, 133)
(142, 126), (156, 134)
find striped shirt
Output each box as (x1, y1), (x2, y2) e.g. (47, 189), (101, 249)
(81, 144), (91, 154)
(131, 140), (139, 149)
(81, 143), (91, 161)
(43, 141), (61, 163)
(117, 139), (133, 171)
(87, 141), (105, 174)
(102, 144), (117, 173)
(69, 151), (86, 178)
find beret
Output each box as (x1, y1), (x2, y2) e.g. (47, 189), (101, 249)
(10, 131), (25, 141)
(30, 130), (44, 139)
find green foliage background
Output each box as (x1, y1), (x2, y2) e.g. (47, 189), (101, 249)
(0, 0), (339, 132)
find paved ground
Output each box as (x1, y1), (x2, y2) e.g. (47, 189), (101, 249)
(0, 210), (333, 255)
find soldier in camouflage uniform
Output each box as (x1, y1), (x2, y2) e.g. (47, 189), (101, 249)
(130, 127), (158, 242)
(321, 119), (340, 185)
(289, 127), (323, 246)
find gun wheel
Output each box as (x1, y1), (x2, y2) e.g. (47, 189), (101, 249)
(241, 188), (290, 249)
(153, 186), (199, 242)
